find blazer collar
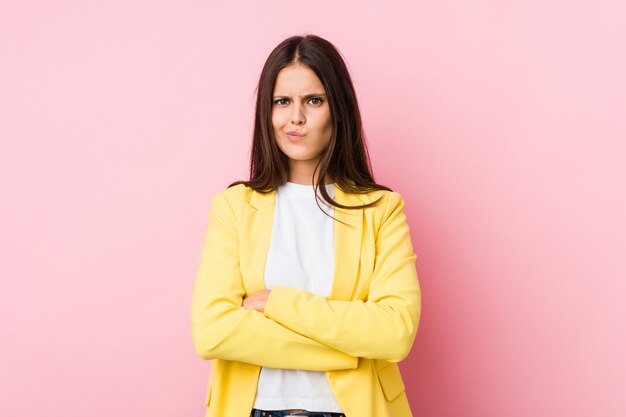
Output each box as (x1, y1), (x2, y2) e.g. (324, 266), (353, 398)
(243, 182), (364, 301)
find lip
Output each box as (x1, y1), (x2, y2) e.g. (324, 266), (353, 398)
(285, 131), (305, 141)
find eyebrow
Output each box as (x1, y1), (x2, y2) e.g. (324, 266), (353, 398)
(272, 93), (327, 99)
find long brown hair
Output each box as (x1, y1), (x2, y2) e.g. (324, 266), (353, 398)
(228, 34), (392, 213)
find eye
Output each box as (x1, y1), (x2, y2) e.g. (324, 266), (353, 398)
(309, 97), (323, 105)
(274, 98), (288, 106)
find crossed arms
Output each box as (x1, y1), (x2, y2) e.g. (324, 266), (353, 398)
(190, 189), (421, 370)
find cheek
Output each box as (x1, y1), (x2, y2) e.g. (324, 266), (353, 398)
(271, 111), (284, 130)
(312, 111), (331, 132)
(322, 114), (333, 138)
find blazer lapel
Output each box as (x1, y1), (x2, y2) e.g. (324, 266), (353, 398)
(241, 183), (364, 301)
(329, 184), (364, 301)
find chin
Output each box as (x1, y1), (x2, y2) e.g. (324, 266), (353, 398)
(286, 155), (320, 162)
(279, 147), (315, 159)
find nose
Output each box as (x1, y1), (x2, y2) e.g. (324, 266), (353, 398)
(290, 101), (305, 126)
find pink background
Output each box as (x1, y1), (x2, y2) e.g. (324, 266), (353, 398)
(1, 1), (624, 416)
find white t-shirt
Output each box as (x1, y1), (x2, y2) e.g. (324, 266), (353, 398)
(252, 181), (344, 412)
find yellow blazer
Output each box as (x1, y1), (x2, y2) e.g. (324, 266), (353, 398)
(190, 181), (421, 417)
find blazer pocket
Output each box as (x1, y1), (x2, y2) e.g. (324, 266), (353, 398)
(377, 364), (406, 402)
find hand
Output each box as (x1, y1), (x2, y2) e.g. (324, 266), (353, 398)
(242, 289), (271, 313)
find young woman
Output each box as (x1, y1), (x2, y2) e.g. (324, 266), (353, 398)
(191, 34), (421, 417)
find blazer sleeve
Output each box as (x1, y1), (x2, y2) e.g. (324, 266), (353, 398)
(190, 189), (359, 371)
(263, 191), (421, 363)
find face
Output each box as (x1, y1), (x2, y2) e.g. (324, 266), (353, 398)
(271, 63), (333, 180)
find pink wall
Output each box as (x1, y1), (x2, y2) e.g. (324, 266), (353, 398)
(1, 1), (624, 416)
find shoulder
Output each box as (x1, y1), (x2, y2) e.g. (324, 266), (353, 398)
(212, 183), (248, 201)
(348, 189), (408, 235)
(355, 188), (407, 214)
(208, 183), (250, 215)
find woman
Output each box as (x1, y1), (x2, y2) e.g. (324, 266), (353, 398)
(190, 34), (421, 417)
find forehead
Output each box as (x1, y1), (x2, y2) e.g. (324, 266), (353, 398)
(272, 64), (325, 94)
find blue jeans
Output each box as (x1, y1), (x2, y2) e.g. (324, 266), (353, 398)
(250, 409), (346, 417)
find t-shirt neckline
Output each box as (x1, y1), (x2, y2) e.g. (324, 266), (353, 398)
(280, 181), (336, 197)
